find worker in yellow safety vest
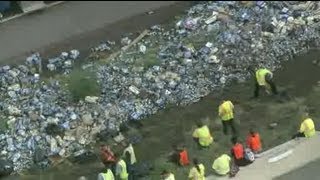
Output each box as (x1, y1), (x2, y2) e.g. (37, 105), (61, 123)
(97, 163), (115, 180)
(248, 66), (278, 98)
(122, 142), (137, 165)
(115, 153), (129, 180)
(188, 158), (205, 180)
(292, 113), (316, 139)
(122, 141), (136, 180)
(219, 100), (237, 136)
(192, 121), (213, 147)
(212, 154), (231, 176)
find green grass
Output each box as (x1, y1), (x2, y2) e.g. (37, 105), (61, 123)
(126, 77), (320, 179)
(64, 69), (100, 102)
(0, 115), (8, 133)
(133, 46), (160, 68)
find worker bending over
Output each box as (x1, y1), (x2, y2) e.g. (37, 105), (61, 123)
(248, 66), (278, 98)
(292, 113), (316, 139)
(218, 100), (237, 136)
(188, 158), (205, 180)
(246, 129), (262, 154)
(212, 154), (231, 176)
(192, 121), (213, 148)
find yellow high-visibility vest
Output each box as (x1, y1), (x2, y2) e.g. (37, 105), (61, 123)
(192, 125), (213, 147)
(118, 159), (129, 180)
(102, 169), (115, 180)
(188, 163), (205, 180)
(218, 101), (234, 121)
(212, 154), (231, 175)
(300, 118), (316, 138)
(256, 68), (273, 86)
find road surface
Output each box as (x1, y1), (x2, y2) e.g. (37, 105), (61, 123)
(0, 1), (192, 65)
(275, 158), (320, 180)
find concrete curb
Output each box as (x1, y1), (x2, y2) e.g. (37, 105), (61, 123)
(259, 131), (320, 157)
(0, 1), (65, 25)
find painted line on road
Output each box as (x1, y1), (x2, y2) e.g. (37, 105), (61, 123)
(268, 149), (293, 163)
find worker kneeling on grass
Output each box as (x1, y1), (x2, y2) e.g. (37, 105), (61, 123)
(188, 158), (205, 180)
(177, 145), (190, 166)
(218, 100), (237, 136)
(248, 66), (278, 98)
(192, 121), (213, 147)
(292, 113), (316, 139)
(212, 154), (232, 176)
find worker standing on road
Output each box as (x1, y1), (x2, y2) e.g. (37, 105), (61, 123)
(246, 129), (262, 154)
(292, 113), (316, 139)
(192, 121), (213, 148)
(188, 158), (205, 180)
(218, 100), (237, 136)
(97, 162), (115, 180)
(212, 154), (231, 176)
(115, 153), (129, 180)
(161, 170), (175, 180)
(248, 66), (278, 98)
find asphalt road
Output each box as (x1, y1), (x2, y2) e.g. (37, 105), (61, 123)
(0, 1), (192, 65)
(275, 158), (320, 180)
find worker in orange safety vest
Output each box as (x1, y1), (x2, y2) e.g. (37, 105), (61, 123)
(246, 129), (262, 154)
(230, 137), (251, 167)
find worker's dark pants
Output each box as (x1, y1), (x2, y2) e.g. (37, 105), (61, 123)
(127, 163), (135, 180)
(111, 163), (117, 178)
(231, 151), (252, 167)
(222, 119), (237, 136)
(234, 158), (252, 167)
(254, 79), (278, 98)
(292, 132), (305, 139)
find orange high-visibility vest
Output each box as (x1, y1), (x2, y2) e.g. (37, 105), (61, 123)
(179, 149), (190, 166)
(246, 133), (262, 152)
(232, 143), (244, 160)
